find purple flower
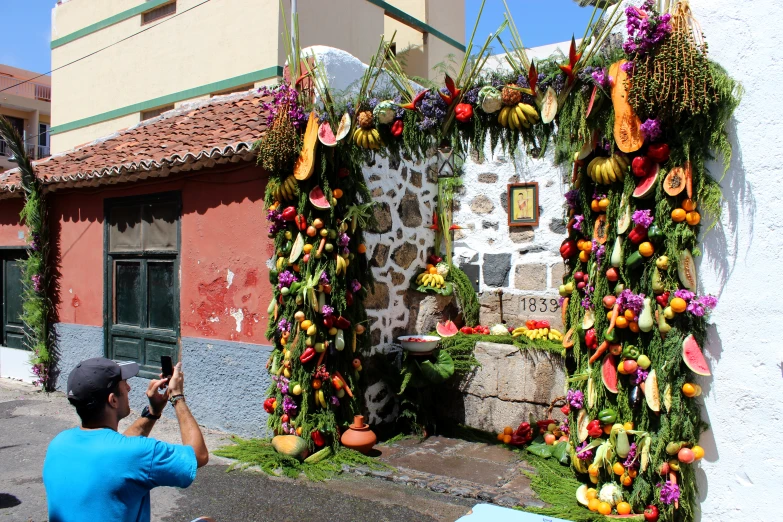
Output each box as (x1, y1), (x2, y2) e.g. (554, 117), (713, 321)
(623, 443), (640, 469)
(31, 274), (43, 293)
(592, 241), (606, 268)
(632, 210), (654, 228)
(564, 189), (579, 210)
(416, 90), (447, 131)
(623, 1), (672, 56)
(277, 270), (297, 289)
(572, 214), (585, 232)
(462, 87), (480, 105)
(30, 234), (41, 252)
(558, 296), (566, 308)
(640, 118), (663, 141)
(277, 318), (291, 332)
(591, 68), (610, 89)
(350, 279), (362, 293)
(258, 84), (309, 129)
(697, 295), (718, 309)
(321, 305), (334, 317)
(282, 395), (298, 415)
(320, 271), (330, 285)
(675, 289), (695, 302)
(658, 480), (681, 505)
(634, 369), (649, 386)
(617, 289), (645, 315)
(559, 420), (570, 436)
(576, 441), (594, 461)
(687, 301), (705, 317)
(581, 293), (595, 310)
(567, 389), (585, 409)
(338, 233), (350, 247)
(330, 395), (340, 406)
(621, 61), (635, 74)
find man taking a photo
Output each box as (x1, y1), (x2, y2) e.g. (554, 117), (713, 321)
(43, 358), (209, 521)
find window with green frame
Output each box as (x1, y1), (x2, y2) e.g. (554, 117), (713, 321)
(104, 192), (180, 379)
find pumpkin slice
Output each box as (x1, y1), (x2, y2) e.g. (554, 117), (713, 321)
(610, 60), (644, 153)
(593, 214), (608, 244)
(294, 111), (319, 181)
(663, 167), (687, 196)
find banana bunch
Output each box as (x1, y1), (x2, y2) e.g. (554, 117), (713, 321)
(274, 175), (299, 202)
(353, 127), (382, 150)
(498, 103), (539, 130)
(315, 389), (327, 408)
(586, 154), (628, 185)
(511, 326), (564, 341)
(416, 272), (446, 289)
(335, 255), (350, 276)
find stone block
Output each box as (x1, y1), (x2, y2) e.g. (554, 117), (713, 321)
(365, 282), (390, 309)
(497, 350), (565, 404)
(478, 173), (498, 184)
(499, 190), (508, 214)
(471, 195), (494, 214)
(398, 189), (422, 227)
(410, 169), (422, 188)
(509, 228), (534, 244)
(371, 244), (389, 268)
(483, 254), (512, 287)
(550, 262), (566, 288)
(404, 291), (459, 334)
(549, 218), (567, 235)
(371, 203), (392, 233)
(391, 242), (418, 269)
(514, 263), (547, 291)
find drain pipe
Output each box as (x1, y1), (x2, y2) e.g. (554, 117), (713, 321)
(291, 0), (298, 74)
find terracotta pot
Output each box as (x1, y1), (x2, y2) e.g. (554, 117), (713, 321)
(340, 415), (377, 454)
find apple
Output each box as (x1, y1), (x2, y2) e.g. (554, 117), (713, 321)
(644, 505), (659, 522)
(614, 284), (625, 296)
(663, 306), (675, 320)
(659, 462), (670, 475)
(574, 271), (585, 281)
(678, 447), (695, 464)
(564, 282), (575, 293)
(543, 433), (556, 445)
(656, 256), (669, 270)
(559, 285), (569, 297)
(623, 359), (638, 374)
(603, 295), (617, 309)
(636, 354), (652, 369)
(577, 281), (586, 290)
(606, 267), (619, 282)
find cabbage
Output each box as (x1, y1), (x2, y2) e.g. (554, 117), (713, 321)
(436, 262), (450, 276)
(490, 324), (508, 336)
(478, 86), (502, 114)
(598, 483), (623, 506)
(373, 100), (397, 125)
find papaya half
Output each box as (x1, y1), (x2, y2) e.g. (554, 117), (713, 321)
(610, 60), (644, 154)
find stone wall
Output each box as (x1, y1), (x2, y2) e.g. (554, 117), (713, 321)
(442, 342), (566, 434)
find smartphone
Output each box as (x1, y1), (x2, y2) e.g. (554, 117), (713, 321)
(161, 356), (174, 379)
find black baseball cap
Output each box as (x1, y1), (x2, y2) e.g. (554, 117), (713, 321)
(67, 357), (139, 403)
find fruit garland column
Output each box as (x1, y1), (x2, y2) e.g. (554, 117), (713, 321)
(557, 3), (740, 521)
(260, 85), (374, 454)
(0, 118), (54, 390)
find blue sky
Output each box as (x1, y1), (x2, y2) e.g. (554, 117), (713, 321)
(0, 0), (594, 75)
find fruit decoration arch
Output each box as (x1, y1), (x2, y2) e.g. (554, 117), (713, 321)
(249, 1), (740, 520)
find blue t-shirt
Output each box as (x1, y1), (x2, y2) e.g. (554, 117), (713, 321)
(43, 427), (197, 522)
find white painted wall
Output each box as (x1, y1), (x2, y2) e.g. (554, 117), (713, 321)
(0, 347), (35, 383)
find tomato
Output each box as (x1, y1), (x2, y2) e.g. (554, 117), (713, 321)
(460, 326), (474, 335)
(644, 505), (659, 522)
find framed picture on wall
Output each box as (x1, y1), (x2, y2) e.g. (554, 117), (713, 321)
(508, 182), (539, 227)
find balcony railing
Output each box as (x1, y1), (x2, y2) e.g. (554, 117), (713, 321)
(0, 75), (51, 102)
(0, 140), (48, 160)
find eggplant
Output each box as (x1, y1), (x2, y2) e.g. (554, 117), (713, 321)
(629, 385), (643, 410)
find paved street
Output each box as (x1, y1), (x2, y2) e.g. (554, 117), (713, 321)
(0, 379), (474, 522)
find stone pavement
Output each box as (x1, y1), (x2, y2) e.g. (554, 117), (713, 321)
(364, 436), (545, 510)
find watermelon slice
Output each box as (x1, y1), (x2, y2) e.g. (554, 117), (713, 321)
(632, 163), (659, 199)
(602, 354), (618, 394)
(317, 121), (337, 147)
(683, 334), (711, 376)
(309, 186), (330, 210)
(436, 320), (458, 337)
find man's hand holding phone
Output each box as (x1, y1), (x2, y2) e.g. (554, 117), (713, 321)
(167, 362), (184, 398)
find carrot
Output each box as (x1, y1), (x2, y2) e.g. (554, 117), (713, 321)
(334, 371), (354, 398)
(670, 471), (679, 509)
(273, 303), (279, 321)
(351, 329), (357, 353)
(316, 237), (326, 257)
(265, 354), (273, 369)
(606, 303), (620, 334)
(316, 348), (327, 368)
(685, 160), (693, 199)
(640, 381), (646, 395)
(589, 341), (609, 364)
(561, 297), (569, 327)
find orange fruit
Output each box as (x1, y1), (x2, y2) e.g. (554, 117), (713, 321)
(357, 244), (367, 254)
(682, 383), (697, 397)
(579, 250), (590, 263)
(428, 266), (438, 274)
(303, 244), (313, 254)
(581, 241), (594, 252)
(623, 422), (634, 431)
(671, 297), (687, 313)
(686, 211), (701, 226)
(639, 241), (654, 257)
(502, 434), (512, 444)
(616, 316), (628, 329)
(616, 501), (632, 515)
(503, 426), (514, 436)
(497, 433), (505, 441)
(426, 263), (434, 270)
(624, 309), (635, 321)
(333, 188), (343, 199)
(296, 426), (303, 436)
(591, 200), (601, 212)
(622, 473), (633, 486)
(598, 502), (612, 515)
(292, 263), (300, 272)
(671, 208), (687, 222)
(692, 445), (705, 460)
(629, 321), (640, 333)
(607, 311), (614, 320)
(682, 198), (697, 211)
(599, 198), (610, 211)
(588, 498), (601, 512)
(586, 488), (598, 501)
(588, 464), (600, 477)
(628, 469), (638, 479)
(577, 239), (587, 250)
(312, 378), (322, 390)
(613, 462), (625, 475)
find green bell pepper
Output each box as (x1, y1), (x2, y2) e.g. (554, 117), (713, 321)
(622, 345), (640, 360)
(598, 408), (617, 424)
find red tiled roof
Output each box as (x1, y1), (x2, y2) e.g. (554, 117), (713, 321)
(0, 90), (271, 197)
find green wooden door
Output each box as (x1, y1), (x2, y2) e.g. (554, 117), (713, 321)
(1, 253), (27, 350)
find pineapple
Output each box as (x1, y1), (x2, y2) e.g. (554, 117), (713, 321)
(357, 110), (374, 129)
(501, 85), (522, 106)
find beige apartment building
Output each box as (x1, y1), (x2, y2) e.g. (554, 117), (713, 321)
(0, 65), (51, 173)
(50, 0), (465, 153)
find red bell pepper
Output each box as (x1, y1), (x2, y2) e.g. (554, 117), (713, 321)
(587, 419), (603, 438)
(454, 103), (473, 122)
(294, 214), (307, 231)
(537, 419), (556, 434)
(299, 346), (316, 364)
(460, 326), (474, 335)
(263, 397), (276, 414)
(535, 320), (550, 329)
(338, 167), (350, 178)
(632, 155), (653, 177)
(323, 316), (334, 328)
(628, 224), (648, 244)
(656, 291), (670, 308)
(311, 430), (325, 447)
(391, 119), (404, 137)
(526, 320), (537, 330)
(281, 206), (297, 221)
(335, 316), (351, 330)
(346, 292), (354, 306)
(560, 404), (570, 415)
(331, 376), (344, 390)
(585, 328), (598, 350)
(560, 239), (577, 260)
(647, 143), (670, 163)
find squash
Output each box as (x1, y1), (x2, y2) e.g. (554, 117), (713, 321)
(663, 167), (686, 196)
(593, 214), (608, 244)
(294, 111), (319, 181)
(271, 435), (308, 457)
(610, 60), (643, 153)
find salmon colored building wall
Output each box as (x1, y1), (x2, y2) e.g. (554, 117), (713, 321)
(0, 199), (28, 246)
(48, 164), (274, 344)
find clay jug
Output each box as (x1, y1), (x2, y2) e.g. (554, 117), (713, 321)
(340, 415), (377, 454)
